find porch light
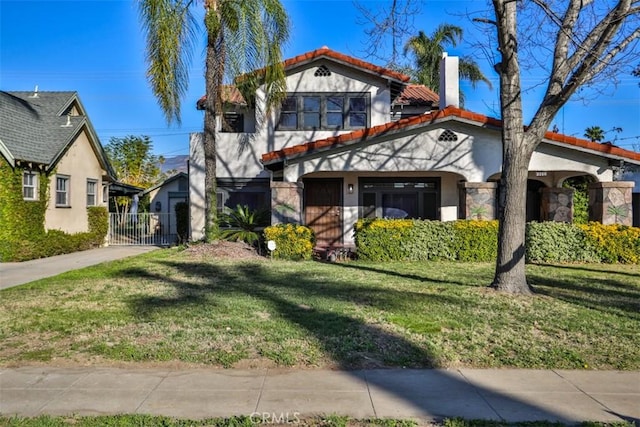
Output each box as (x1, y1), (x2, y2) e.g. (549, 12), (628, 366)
(348, 183), (354, 194)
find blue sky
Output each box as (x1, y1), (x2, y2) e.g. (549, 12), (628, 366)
(1, 0), (639, 158)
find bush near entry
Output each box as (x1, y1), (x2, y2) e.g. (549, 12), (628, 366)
(263, 224), (315, 260)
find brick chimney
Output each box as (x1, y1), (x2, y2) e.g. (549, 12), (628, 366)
(439, 52), (459, 109)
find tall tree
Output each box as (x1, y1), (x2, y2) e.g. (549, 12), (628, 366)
(105, 135), (164, 188)
(488, 0), (639, 294)
(584, 126), (606, 142)
(138, 0), (290, 241)
(354, 0), (423, 69)
(404, 25), (492, 93)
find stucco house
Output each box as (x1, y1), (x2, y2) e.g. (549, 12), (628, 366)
(0, 89), (116, 234)
(189, 47), (640, 247)
(141, 171), (188, 240)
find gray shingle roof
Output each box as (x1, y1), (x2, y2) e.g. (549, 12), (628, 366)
(0, 91), (113, 178)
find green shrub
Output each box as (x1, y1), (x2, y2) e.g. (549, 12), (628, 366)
(354, 218), (414, 261)
(219, 204), (269, 246)
(526, 222), (599, 263)
(453, 220), (499, 261)
(263, 223), (314, 260)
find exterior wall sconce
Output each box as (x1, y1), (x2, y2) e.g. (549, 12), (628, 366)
(348, 184), (354, 194)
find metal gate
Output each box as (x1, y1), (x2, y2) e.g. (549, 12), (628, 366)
(108, 213), (176, 246)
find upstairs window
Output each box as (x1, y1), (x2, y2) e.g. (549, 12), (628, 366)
(23, 171), (38, 200)
(278, 93), (370, 131)
(56, 175), (70, 207)
(221, 112), (244, 133)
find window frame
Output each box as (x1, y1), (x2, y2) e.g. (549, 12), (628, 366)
(359, 177), (441, 220)
(22, 170), (38, 201)
(86, 179), (98, 206)
(277, 92), (371, 131)
(56, 175), (70, 207)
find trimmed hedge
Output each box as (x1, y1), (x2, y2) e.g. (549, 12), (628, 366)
(354, 218), (640, 264)
(0, 206), (109, 262)
(355, 219), (498, 262)
(263, 224), (315, 261)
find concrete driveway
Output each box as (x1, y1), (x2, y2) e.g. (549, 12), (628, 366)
(0, 246), (159, 290)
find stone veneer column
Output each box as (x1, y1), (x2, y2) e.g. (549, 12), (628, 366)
(588, 181), (634, 226)
(541, 187), (574, 223)
(271, 181), (304, 225)
(458, 182), (497, 220)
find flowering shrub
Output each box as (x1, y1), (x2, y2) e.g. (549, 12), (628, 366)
(263, 224), (314, 260)
(579, 222), (640, 263)
(452, 220), (499, 261)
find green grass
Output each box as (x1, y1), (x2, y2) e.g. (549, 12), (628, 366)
(0, 415), (633, 427)
(0, 248), (638, 369)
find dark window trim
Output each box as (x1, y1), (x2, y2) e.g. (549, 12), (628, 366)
(358, 177), (441, 220)
(277, 92), (371, 131)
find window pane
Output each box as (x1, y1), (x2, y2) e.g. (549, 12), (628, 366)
(382, 193), (418, 219)
(282, 96), (297, 111)
(279, 113), (297, 128)
(349, 113), (366, 127)
(23, 186), (34, 199)
(349, 97), (366, 112)
(327, 112), (342, 128)
(423, 193), (438, 220)
(362, 193), (376, 219)
(327, 97), (343, 111)
(304, 112), (320, 128)
(303, 96), (320, 111)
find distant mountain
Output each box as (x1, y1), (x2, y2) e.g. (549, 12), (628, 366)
(159, 155), (189, 174)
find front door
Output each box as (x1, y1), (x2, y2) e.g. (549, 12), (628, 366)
(304, 179), (343, 247)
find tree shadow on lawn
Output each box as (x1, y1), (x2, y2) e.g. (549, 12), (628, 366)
(533, 263), (640, 281)
(527, 272), (640, 319)
(114, 259), (602, 422)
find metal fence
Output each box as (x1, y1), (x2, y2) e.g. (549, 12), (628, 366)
(108, 213), (176, 246)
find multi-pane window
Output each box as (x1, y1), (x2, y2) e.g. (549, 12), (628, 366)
(22, 171), (38, 200)
(56, 175), (70, 207)
(221, 112), (244, 133)
(87, 179), (97, 206)
(278, 93), (370, 130)
(359, 178), (440, 220)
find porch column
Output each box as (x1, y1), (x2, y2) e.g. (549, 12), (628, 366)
(271, 181), (303, 225)
(588, 181), (634, 225)
(458, 182), (497, 220)
(541, 187), (573, 222)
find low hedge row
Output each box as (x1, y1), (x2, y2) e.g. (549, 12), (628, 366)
(263, 223), (315, 260)
(354, 218), (640, 264)
(0, 206), (109, 262)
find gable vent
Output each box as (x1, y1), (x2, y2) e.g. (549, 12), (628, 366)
(438, 129), (458, 142)
(314, 65), (331, 77)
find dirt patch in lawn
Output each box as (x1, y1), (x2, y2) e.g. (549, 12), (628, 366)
(183, 240), (265, 260)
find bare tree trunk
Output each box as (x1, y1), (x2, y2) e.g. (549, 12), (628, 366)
(491, 0), (532, 294)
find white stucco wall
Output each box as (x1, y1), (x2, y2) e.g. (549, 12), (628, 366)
(189, 133), (206, 241)
(45, 129), (107, 233)
(214, 59), (394, 181)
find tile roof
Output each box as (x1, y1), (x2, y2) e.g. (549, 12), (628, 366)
(0, 90), (115, 177)
(393, 84), (439, 106)
(282, 47), (410, 83)
(196, 47), (411, 109)
(261, 106), (640, 165)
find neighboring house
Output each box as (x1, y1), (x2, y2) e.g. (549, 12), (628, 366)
(190, 47), (640, 247)
(141, 172), (188, 239)
(0, 89), (116, 234)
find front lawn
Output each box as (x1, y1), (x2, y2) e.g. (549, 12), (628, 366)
(0, 248), (637, 369)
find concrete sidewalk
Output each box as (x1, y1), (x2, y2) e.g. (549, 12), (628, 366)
(0, 246), (159, 290)
(1, 367), (638, 423)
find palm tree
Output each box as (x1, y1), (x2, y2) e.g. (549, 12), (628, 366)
(138, 0), (290, 241)
(584, 126), (605, 142)
(403, 24), (492, 98)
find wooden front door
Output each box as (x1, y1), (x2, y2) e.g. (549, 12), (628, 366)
(304, 179), (343, 247)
